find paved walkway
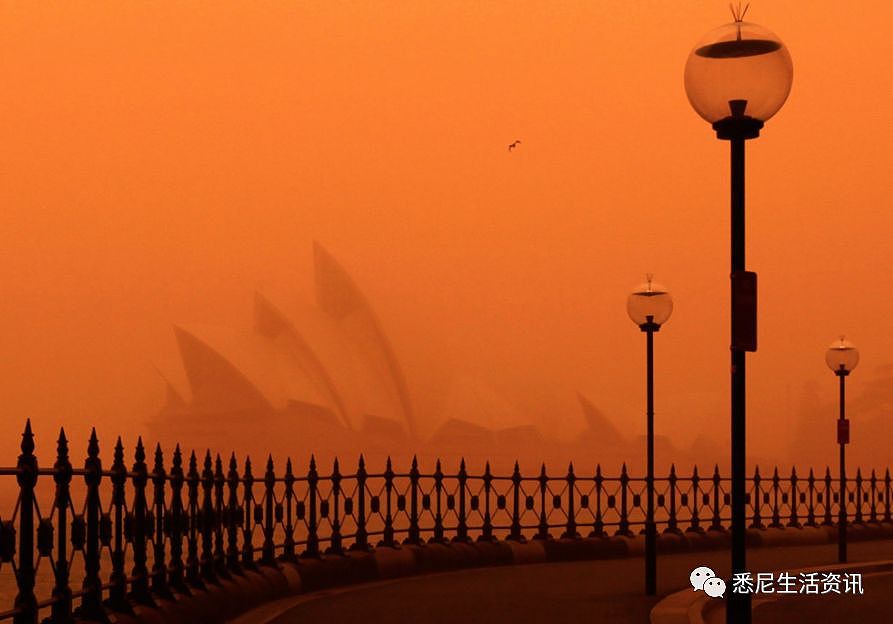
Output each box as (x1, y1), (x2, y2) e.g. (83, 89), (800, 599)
(233, 540), (893, 624)
(749, 568), (892, 624)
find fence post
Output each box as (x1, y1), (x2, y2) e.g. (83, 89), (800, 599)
(263, 456), (277, 563)
(153, 446), (171, 592)
(107, 437), (130, 611)
(328, 458), (344, 555)
(213, 455), (229, 578)
(241, 457), (256, 568)
(508, 461), (523, 542)
(168, 445), (188, 593)
(406, 456), (421, 545)
(591, 464), (605, 538)
(536, 463), (550, 540)
(13, 421), (38, 624)
(186, 451), (204, 588)
(886, 469), (891, 523)
(381, 457), (395, 548)
(563, 463), (578, 538)
(282, 458), (298, 560)
(710, 465), (723, 531)
(824, 467), (834, 526)
(788, 467), (801, 528)
(351, 455), (369, 552)
(226, 454), (242, 572)
(200, 451), (216, 583)
(151, 444), (172, 599)
(303, 456), (319, 557)
(51, 428), (74, 624)
(432, 460), (445, 543)
(130, 438), (153, 605)
(480, 461), (495, 542)
(806, 468), (816, 527)
(80, 428), (105, 620)
(870, 469), (878, 523)
(770, 467), (782, 528)
(664, 464), (679, 535)
(688, 465), (702, 533)
(750, 466), (762, 529)
(452, 459), (469, 543)
(855, 468), (863, 524)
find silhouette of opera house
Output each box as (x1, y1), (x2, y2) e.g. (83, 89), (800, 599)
(151, 242), (699, 468)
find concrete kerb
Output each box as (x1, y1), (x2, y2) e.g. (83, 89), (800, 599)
(76, 521), (893, 623)
(650, 523), (893, 624)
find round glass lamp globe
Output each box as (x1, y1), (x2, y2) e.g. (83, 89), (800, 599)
(826, 337), (859, 374)
(684, 21), (793, 123)
(627, 279), (673, 327)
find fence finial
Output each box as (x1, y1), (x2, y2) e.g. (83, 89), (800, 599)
(21, 419), (35, 455)
(88, 427), (99, 457)
(57, 427), (69, 458)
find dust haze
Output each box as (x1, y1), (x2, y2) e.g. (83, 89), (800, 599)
(1, 2), (891, 479)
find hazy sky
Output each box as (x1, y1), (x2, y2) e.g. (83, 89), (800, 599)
(0, 2), (890, 468)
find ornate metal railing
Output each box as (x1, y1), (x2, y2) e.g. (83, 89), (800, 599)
(0, 420), (890, 623)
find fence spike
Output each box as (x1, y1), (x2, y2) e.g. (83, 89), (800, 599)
(22, 418), (35, 455)
(88, 427), (99, 458)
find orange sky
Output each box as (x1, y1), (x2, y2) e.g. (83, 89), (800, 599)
(0, 2), (891, 470)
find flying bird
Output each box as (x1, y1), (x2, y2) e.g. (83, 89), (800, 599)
(508, 140), (521, 152)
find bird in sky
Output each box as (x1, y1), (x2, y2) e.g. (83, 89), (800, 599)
(508, 140), (521, 152)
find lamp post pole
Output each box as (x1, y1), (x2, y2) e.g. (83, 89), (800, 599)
(825, 337), (857, 563)
(714, 107), (762, 624)
(643, 316), (658, 595)
(684, 12), (793, 623)
(627, 277), (672, 597)
(837, 367), (848, 563)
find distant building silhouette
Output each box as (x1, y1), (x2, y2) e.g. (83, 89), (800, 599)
(152, 242), (703, 469)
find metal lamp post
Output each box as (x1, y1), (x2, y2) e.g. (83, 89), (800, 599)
(826, 336), (859, 563)
(627, 275), (673, 596)
(684, 6), (793, 624)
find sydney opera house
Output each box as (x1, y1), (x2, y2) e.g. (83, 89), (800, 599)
(150, 242), (703, 470)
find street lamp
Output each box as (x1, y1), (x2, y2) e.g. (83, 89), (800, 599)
(684, 6), (793, 624)
(627, 275), (673, 596)
(826, 336), (859, 563)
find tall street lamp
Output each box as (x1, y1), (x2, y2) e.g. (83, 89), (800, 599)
(826, 336), (859, 563)
(627, 275), (673, 596)
(684, 6), (793, 624)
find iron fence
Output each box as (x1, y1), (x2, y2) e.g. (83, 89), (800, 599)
(0, 420), (890, 623)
